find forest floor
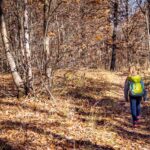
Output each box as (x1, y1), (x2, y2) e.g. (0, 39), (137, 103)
(0, 69), (150, 150)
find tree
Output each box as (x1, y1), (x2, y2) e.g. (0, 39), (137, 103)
(135, 0), (150, 66)
(0, 0), (25, 97)
(43, 0), (52, 90)
(24, 0), (33, 93)
(110, 0), (118, 70)
(146, 0), (150, 62)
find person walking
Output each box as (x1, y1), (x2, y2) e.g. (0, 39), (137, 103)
(124, 66), (147, 127)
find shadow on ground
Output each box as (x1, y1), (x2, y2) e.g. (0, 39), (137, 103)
(0, 139), (13, 150)
(142, 105), (150, 131)
(0, 138), (24, 150)
(112, 125), (150, 144)
(0, 120), (114, 150)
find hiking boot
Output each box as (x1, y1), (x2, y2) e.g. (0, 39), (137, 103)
(133, 121), (139, 128)
(133, 124), (138, 128)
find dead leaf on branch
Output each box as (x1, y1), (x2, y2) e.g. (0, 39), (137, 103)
(95, 35), (103, 41)
(48, 32), (56, 37)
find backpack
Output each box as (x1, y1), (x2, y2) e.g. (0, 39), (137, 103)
(128, 75), (144, 97)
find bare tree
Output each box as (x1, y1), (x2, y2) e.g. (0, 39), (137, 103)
(43, 0), (52, 90)
(0, 0), (25, 97)
(110, 0), (118, 70)
(146, 0), (150, 62)
(135, 0), (150, 65)
(24, 0), (33, 93)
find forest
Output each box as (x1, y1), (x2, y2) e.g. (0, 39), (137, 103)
(0, 0), (150, 149)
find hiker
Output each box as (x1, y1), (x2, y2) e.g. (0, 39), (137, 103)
(124, 66), (147, 127)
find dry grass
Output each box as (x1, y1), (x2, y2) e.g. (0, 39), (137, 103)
(0, 69), (150, 150)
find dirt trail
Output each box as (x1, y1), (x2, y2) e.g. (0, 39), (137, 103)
(0, 70), (150, 150)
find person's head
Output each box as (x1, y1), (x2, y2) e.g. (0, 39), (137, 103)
(128, 66), (137, 76)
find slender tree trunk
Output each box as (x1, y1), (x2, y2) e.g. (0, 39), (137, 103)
(125, 0), (130, 66)
(17, 6), (26, 79)
(79, 1), (86, 66)
(110, 0), (118, 70)
(43, 0), (52, 90)
(0, 2), (25, 97)
(15, 1), (26, 78)
(20, 16), (25, 63)
(146, 0), (150, 66)
(24, 0), (33, 93)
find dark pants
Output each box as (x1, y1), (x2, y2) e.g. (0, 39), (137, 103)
(130, 96), (142, 122)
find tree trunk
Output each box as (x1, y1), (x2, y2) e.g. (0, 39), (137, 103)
(18, 10), (26, 79)
(110, 0), (118, 71)
(19, 16), (25, 64)
(24, 0), (33, 93)
(0, 2), (25, 97)
(146, 0), (150, 66)
(125, 0), (130, 66)
(43, 0), (52, 91)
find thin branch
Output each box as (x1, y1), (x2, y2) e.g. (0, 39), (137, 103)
(135, 0), (145, 14)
